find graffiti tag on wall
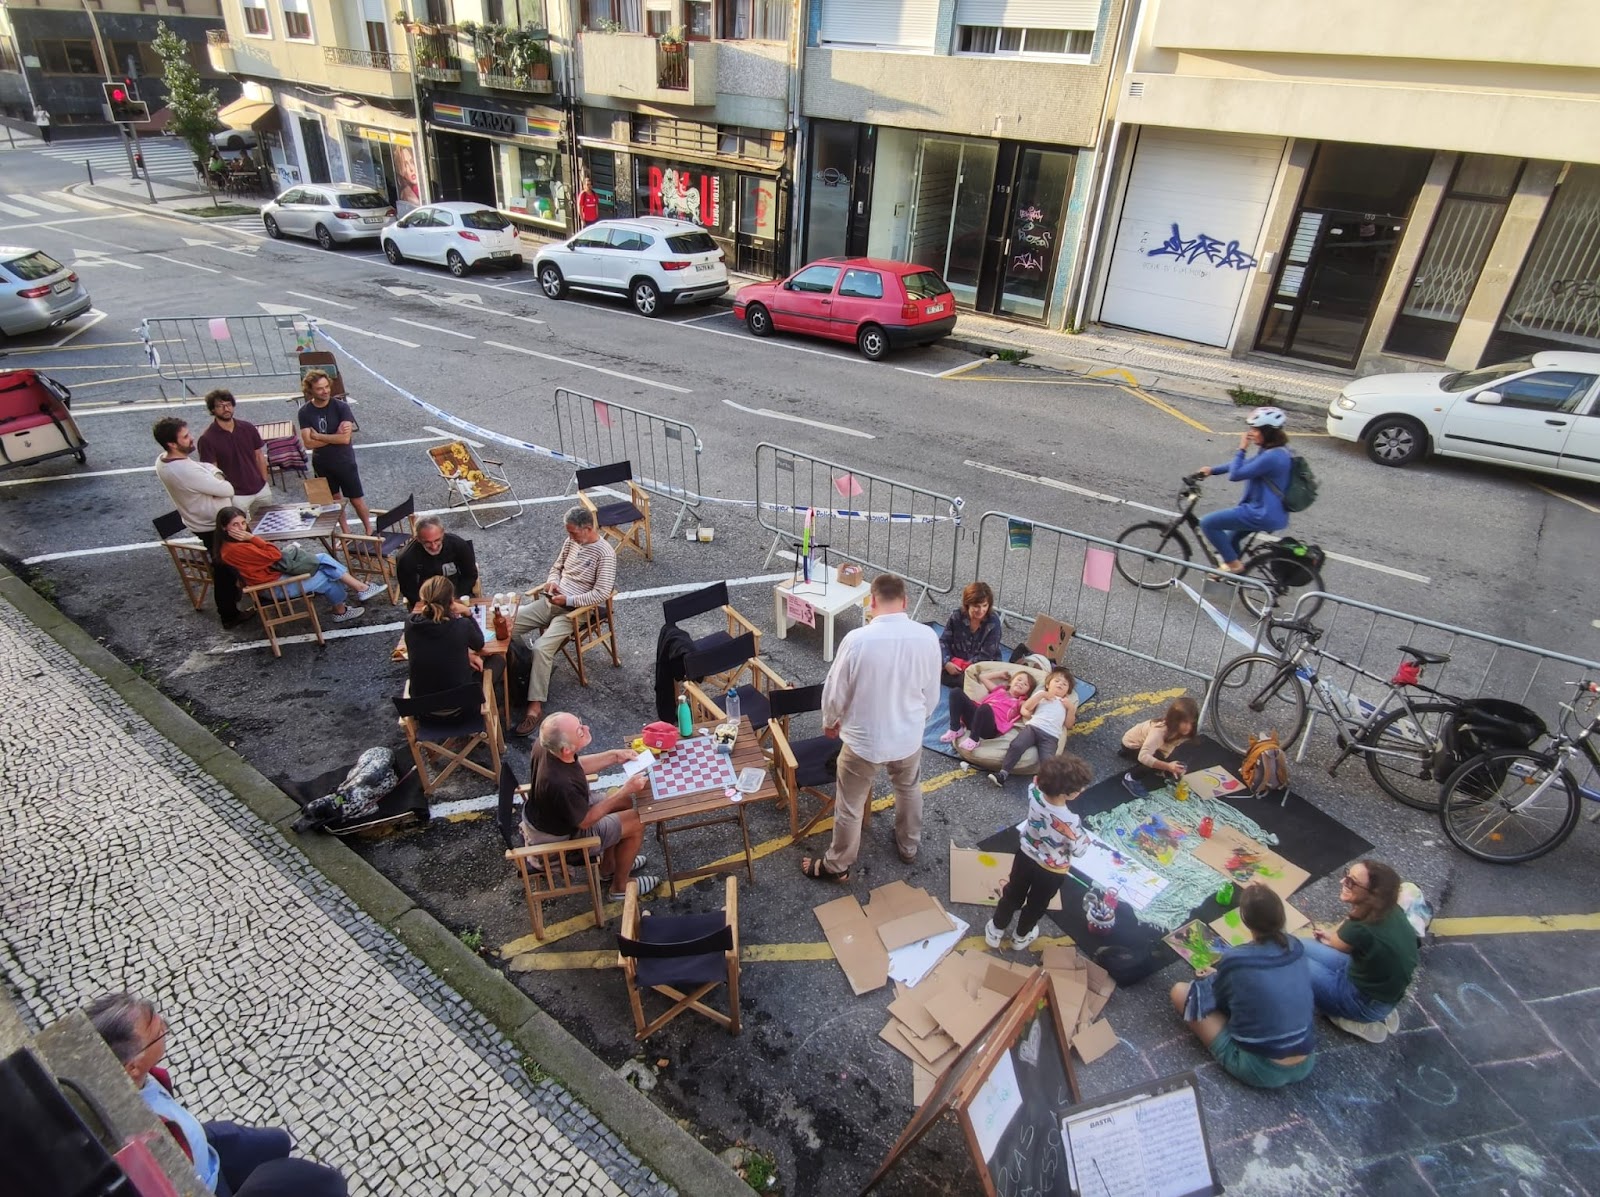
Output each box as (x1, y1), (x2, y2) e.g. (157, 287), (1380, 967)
(645, 165), (721, 229)
(1147, 222), (1258, 270)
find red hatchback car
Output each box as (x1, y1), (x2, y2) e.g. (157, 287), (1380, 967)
(733, 258), (957, 360)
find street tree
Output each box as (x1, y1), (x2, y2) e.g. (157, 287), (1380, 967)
(151, 21), (220, 169)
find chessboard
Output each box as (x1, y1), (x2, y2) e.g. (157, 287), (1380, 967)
(649, 737), (737, 802)
(252, 507), (318, 536)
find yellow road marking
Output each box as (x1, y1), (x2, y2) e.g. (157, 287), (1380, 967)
(1116, 384), (1213, 434)
(1088, 367), (1139, 385)
(954, 375), (1119, 388)
(1432, 913), (1600, 937)
(939, 359), (988, 379)
(506, 935), (1077, 974)
(1065, 688), (1189, 738)
(1533, 484), (1600, 515)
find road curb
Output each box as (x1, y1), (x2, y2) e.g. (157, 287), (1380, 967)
(0, 563), (750, 1197)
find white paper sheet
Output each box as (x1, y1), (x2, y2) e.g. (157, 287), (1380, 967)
(886, 911), (968, 987)
(1068, 834), (1169, 912)
(1064, 1085), (1212, 1197)
(969, 1049), (1023, 1165)
(592, 748), (657, 792)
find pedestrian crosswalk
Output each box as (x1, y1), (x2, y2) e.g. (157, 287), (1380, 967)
(34, 136), (198, 180)
(0, 189), (117, 220)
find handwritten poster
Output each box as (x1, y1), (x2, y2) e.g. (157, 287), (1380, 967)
(970, 1050), (1024, 1164)
(785, 593), (816, 628)
(1063, 1085), (1214, 1197)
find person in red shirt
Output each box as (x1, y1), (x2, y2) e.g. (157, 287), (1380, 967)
(577, 178), (599, 227)
(197, 389), (271, 509)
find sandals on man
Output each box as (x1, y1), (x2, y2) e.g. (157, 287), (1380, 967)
(799, 855), (850, 883)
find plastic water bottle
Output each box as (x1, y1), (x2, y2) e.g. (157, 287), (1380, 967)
(724, 688), (741, 723)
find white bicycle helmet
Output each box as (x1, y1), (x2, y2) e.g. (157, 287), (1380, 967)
(1246, 406), (1288, 429)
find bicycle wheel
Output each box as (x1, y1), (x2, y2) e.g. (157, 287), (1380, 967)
(1207, 653), (1308, 754)
(1114, 522), (1192, 589)
(1439, 749), (1581, 864)
(1359, 702), (1459, 812)
(1238, 548), (1326, 621)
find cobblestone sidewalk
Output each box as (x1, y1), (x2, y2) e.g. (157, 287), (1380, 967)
(0, 592), (670, 1197)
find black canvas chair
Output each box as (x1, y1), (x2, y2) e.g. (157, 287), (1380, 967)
(662, 581), (762, 692)
(617, 877), (740, 1039)
(766, 683), (845, 840)
(576, 460), (652, 561)
(681, 632), (790, 745)
(393, 674), (501, 796)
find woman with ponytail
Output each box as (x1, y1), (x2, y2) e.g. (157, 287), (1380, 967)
(404, 575), (485, 701)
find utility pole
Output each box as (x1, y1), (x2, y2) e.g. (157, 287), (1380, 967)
(80, 0), (156, 202)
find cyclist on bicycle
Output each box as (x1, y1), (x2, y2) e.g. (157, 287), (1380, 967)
(1193, 407), (1293, 573)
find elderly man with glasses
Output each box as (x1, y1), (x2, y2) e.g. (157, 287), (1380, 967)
(85, 992), (346, 1196)
(394, 514), (479, 610)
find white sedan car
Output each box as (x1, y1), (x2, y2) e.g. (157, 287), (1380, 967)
(1326, 351), (1600, 482)
(381, 202), (524, 276)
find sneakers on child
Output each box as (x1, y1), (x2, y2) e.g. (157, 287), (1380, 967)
(331, 605), (365, 623)
(958, 737), (979, 753)
(1121, 771), (1148, 798)
(1330, 1015), (1389, 1043)
(355, 582), (387, 603)
(988, 770), (1008, 788)
(984, 919), (1007, 949)
(938, 728), (964, 744)
(1010, 925), (1040, 952)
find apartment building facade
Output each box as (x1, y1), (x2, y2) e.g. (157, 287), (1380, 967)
(1083, 0), (1600, 372)
(798, 0), (1130, 325)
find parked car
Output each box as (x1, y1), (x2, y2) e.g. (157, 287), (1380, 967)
(733, 258), (957, 360)
(0, 247), (92, 339)
(261, 184), (395, 249)
(381, 202), (524, 276)
(534, 217), (727, 316)
(1326, 351), (1600, 482)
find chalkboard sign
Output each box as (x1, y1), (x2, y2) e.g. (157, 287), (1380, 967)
(863, 969), (1080, 1197)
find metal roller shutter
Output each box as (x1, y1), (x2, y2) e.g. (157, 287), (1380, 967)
(818, 0), (939, 50)
(953, 0), (1099, 29)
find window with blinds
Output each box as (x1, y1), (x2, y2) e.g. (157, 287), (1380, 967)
(817, 0), (938, 51)
(954, 0), (1097, 58)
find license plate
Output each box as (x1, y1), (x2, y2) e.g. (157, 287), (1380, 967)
(364, 216), (385, 224)
(53, 281), (74, 294)
(694, 261), (716, 272)
(926, 303), (946, 314)
(491, 250), (511, 258)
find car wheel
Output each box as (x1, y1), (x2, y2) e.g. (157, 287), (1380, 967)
(314, 224), (335, 250)
(631, 277), (661, 317)
(447, 250), (469, 278)
(263, 214), (281, 239)
(857, 324), (889, 361)
(745, 303), (772, 337)
(538, 263), (567, 299)
(1365, 416), (1427, 467)
(383, 239), (404, 265)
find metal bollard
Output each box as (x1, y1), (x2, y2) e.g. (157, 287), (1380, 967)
(86, 160), (94, 185)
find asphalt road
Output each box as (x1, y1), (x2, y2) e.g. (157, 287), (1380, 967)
(3, 142), (1599, 1195)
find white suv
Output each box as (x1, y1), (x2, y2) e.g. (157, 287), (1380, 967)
(534, 217), (727, 316)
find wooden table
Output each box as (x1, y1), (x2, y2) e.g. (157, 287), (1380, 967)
(392, 597), (519, 724)
(774, 562), (871, 662)
(636, 718), (780, 896)
(250, 502), (344, 548)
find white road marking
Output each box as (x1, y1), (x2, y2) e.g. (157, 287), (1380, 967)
(149, 253), (222, 273)
(392, 317), (475, 339)
(429, 794), (499, 818)
(676, 312), (728, 325)
(0, 198), (38, 218)
(421, 426), (483, 448)
(964, 458), (1432, 583)
(721, 399), (873, 439)
(1534, 483), (1600, 515)
(287, 290), (355, 309)
(895, 366), (941, 378)
(73, 393), (294, 416)
(0, 465), (152, 488)
(181, 237), (218, 247)
(48, 310), (107, 348)
(47, 190), (113, 211)
(684, 320), (859, 362)
(482, 339), (689, 394)
(69, 247), (140, 270)
(0, 214), (129, 229)
(7, 192), (73, 213)
(306, 316), (420, 348)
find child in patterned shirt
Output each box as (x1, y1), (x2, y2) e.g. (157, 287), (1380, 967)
(986, 753), (1096, 951)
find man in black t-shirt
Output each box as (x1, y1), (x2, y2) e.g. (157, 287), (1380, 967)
(297, 369), (373, 534)
(522, 711), (660, 900)
(395, 515), (478, 608)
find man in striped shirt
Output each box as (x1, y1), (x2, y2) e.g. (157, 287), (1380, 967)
(512, 506), (616, 736)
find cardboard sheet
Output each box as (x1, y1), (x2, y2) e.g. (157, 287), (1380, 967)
(1183, 765), (1245, 800)
(925, 986), (1009, 1050)
(1192, 830), (1310, 901)
(912, 1062), (937, 1105)
(878, 907), (958, 952)
(1210, 902), (1310, 947)
(1072, 1019), (1119, 1064)
(886, 993), (939, 1039)
(816, 882), (965, 995)
(949, 844), (1063, 910)
(887, 911), (968, 988)
(814, 894), (889, 996)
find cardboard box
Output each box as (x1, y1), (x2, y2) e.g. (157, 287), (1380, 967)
(815, 882), (966, 995)
(949, 844), (1063, 911)
(1023, 614), (1074, 664)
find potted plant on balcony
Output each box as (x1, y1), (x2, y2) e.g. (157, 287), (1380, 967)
(659, 25), (686, 50)
(508, 27), (550, 81)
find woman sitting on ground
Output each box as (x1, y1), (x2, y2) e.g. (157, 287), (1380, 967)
(215, 505), (381, 623)
(1119, 695), (1199, 795)
(404, 575), (484, 700)
(1169, 883), (1316, 1088)
(939, 581), (1002, 688)
(1304, 858), (1418, 1043)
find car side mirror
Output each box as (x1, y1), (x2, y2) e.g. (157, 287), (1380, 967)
(783, 279), (797, 291)
(1474, 390), (1503, 405)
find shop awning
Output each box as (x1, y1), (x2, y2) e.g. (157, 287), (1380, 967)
(217, 98), (276, 130)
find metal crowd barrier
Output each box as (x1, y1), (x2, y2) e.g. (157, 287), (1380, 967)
(754, 442), (963, 617)
(972, 510), (1274, 683)
(139, 313), (313, 398)
(1280, 591), (1600, 790)
(552, 388), (703, 537)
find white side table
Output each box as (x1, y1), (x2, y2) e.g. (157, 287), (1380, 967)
(773, 565), (871, 661)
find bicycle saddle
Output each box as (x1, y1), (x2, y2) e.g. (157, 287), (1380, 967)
(1398, 645), (1450, 665)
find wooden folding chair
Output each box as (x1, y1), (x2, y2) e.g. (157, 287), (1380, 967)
(577, 461), (652, 562)
(152, 511), (213, 611)
(767, 683), (846, 840)
(682, 632), (791, 747)
(617, 876), (740, 1040)
(394, 673), (502, 796)
(661, 582), (762, 692)
(520, 584), (622, 687)
(498, 763), (606, 940)
(241, 573), (324, 657)
(335, 494), (418, 604)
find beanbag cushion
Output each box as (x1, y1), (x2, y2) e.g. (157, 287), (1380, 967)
(954, 660), (1083, 774)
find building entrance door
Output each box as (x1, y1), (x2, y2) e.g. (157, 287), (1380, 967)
(1256, 210), (1404, 367)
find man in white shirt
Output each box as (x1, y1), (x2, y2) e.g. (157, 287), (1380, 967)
(154, 415), (243, 627)
(802, 573), (941, 880)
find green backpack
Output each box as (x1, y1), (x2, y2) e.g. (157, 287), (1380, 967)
(1270, 454), (1318, 513)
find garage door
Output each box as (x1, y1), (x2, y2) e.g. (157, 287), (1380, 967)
(1099, 130), (1285, 347)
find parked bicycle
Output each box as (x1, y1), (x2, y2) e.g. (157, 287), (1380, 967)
(1114, 475), (1325, 619)
(1205, 618), (1513, 810)
(1439, 679), (1600, 864)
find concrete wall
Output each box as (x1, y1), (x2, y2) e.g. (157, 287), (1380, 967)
(715, 38), (788, 128)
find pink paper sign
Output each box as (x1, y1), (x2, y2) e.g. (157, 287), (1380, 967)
(208, 317), (231, 341)
(786, 593), (816, 628)
(1082, 546), (1115, 593)
(593, 400), (612, 428)
(834, 473), (863, 498)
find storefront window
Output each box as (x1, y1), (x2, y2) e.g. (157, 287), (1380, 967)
(635, 157), (726, 233)
(1485, 163), (1600, 361)
(504, 145), (567, 228)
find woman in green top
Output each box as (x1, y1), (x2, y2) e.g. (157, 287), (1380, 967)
(1304, 859), (1418, 1043)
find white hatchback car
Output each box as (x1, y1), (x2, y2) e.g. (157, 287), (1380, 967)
(261, 184), (395, 248)
(1326, 351), (1600, 483)
(533, 217), (727, 316)
(381, 202), (524, 276)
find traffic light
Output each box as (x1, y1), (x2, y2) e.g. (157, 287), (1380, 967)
(103, 78), (149, 124)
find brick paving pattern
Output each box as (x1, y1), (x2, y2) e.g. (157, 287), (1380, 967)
(0, 593), (671, 1197)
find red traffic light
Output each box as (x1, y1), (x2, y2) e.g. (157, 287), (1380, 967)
(110, 86), (128, 103)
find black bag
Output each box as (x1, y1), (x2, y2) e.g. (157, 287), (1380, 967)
(507, 635), (533, 711)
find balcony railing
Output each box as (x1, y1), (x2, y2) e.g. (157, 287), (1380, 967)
(412, 33), (461, 82)
(325, 46), (410, 72)
(657, 41), (687, 90)
(207, 29), (229, 45)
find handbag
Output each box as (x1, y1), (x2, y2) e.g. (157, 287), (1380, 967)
(273, 543), (323, 577)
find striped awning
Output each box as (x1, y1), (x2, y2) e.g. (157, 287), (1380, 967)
(217, 98), (276, 130)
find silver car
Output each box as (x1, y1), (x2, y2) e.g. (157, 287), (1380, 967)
(0, 247), (92, 338)
(261, 184), (395, 249)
